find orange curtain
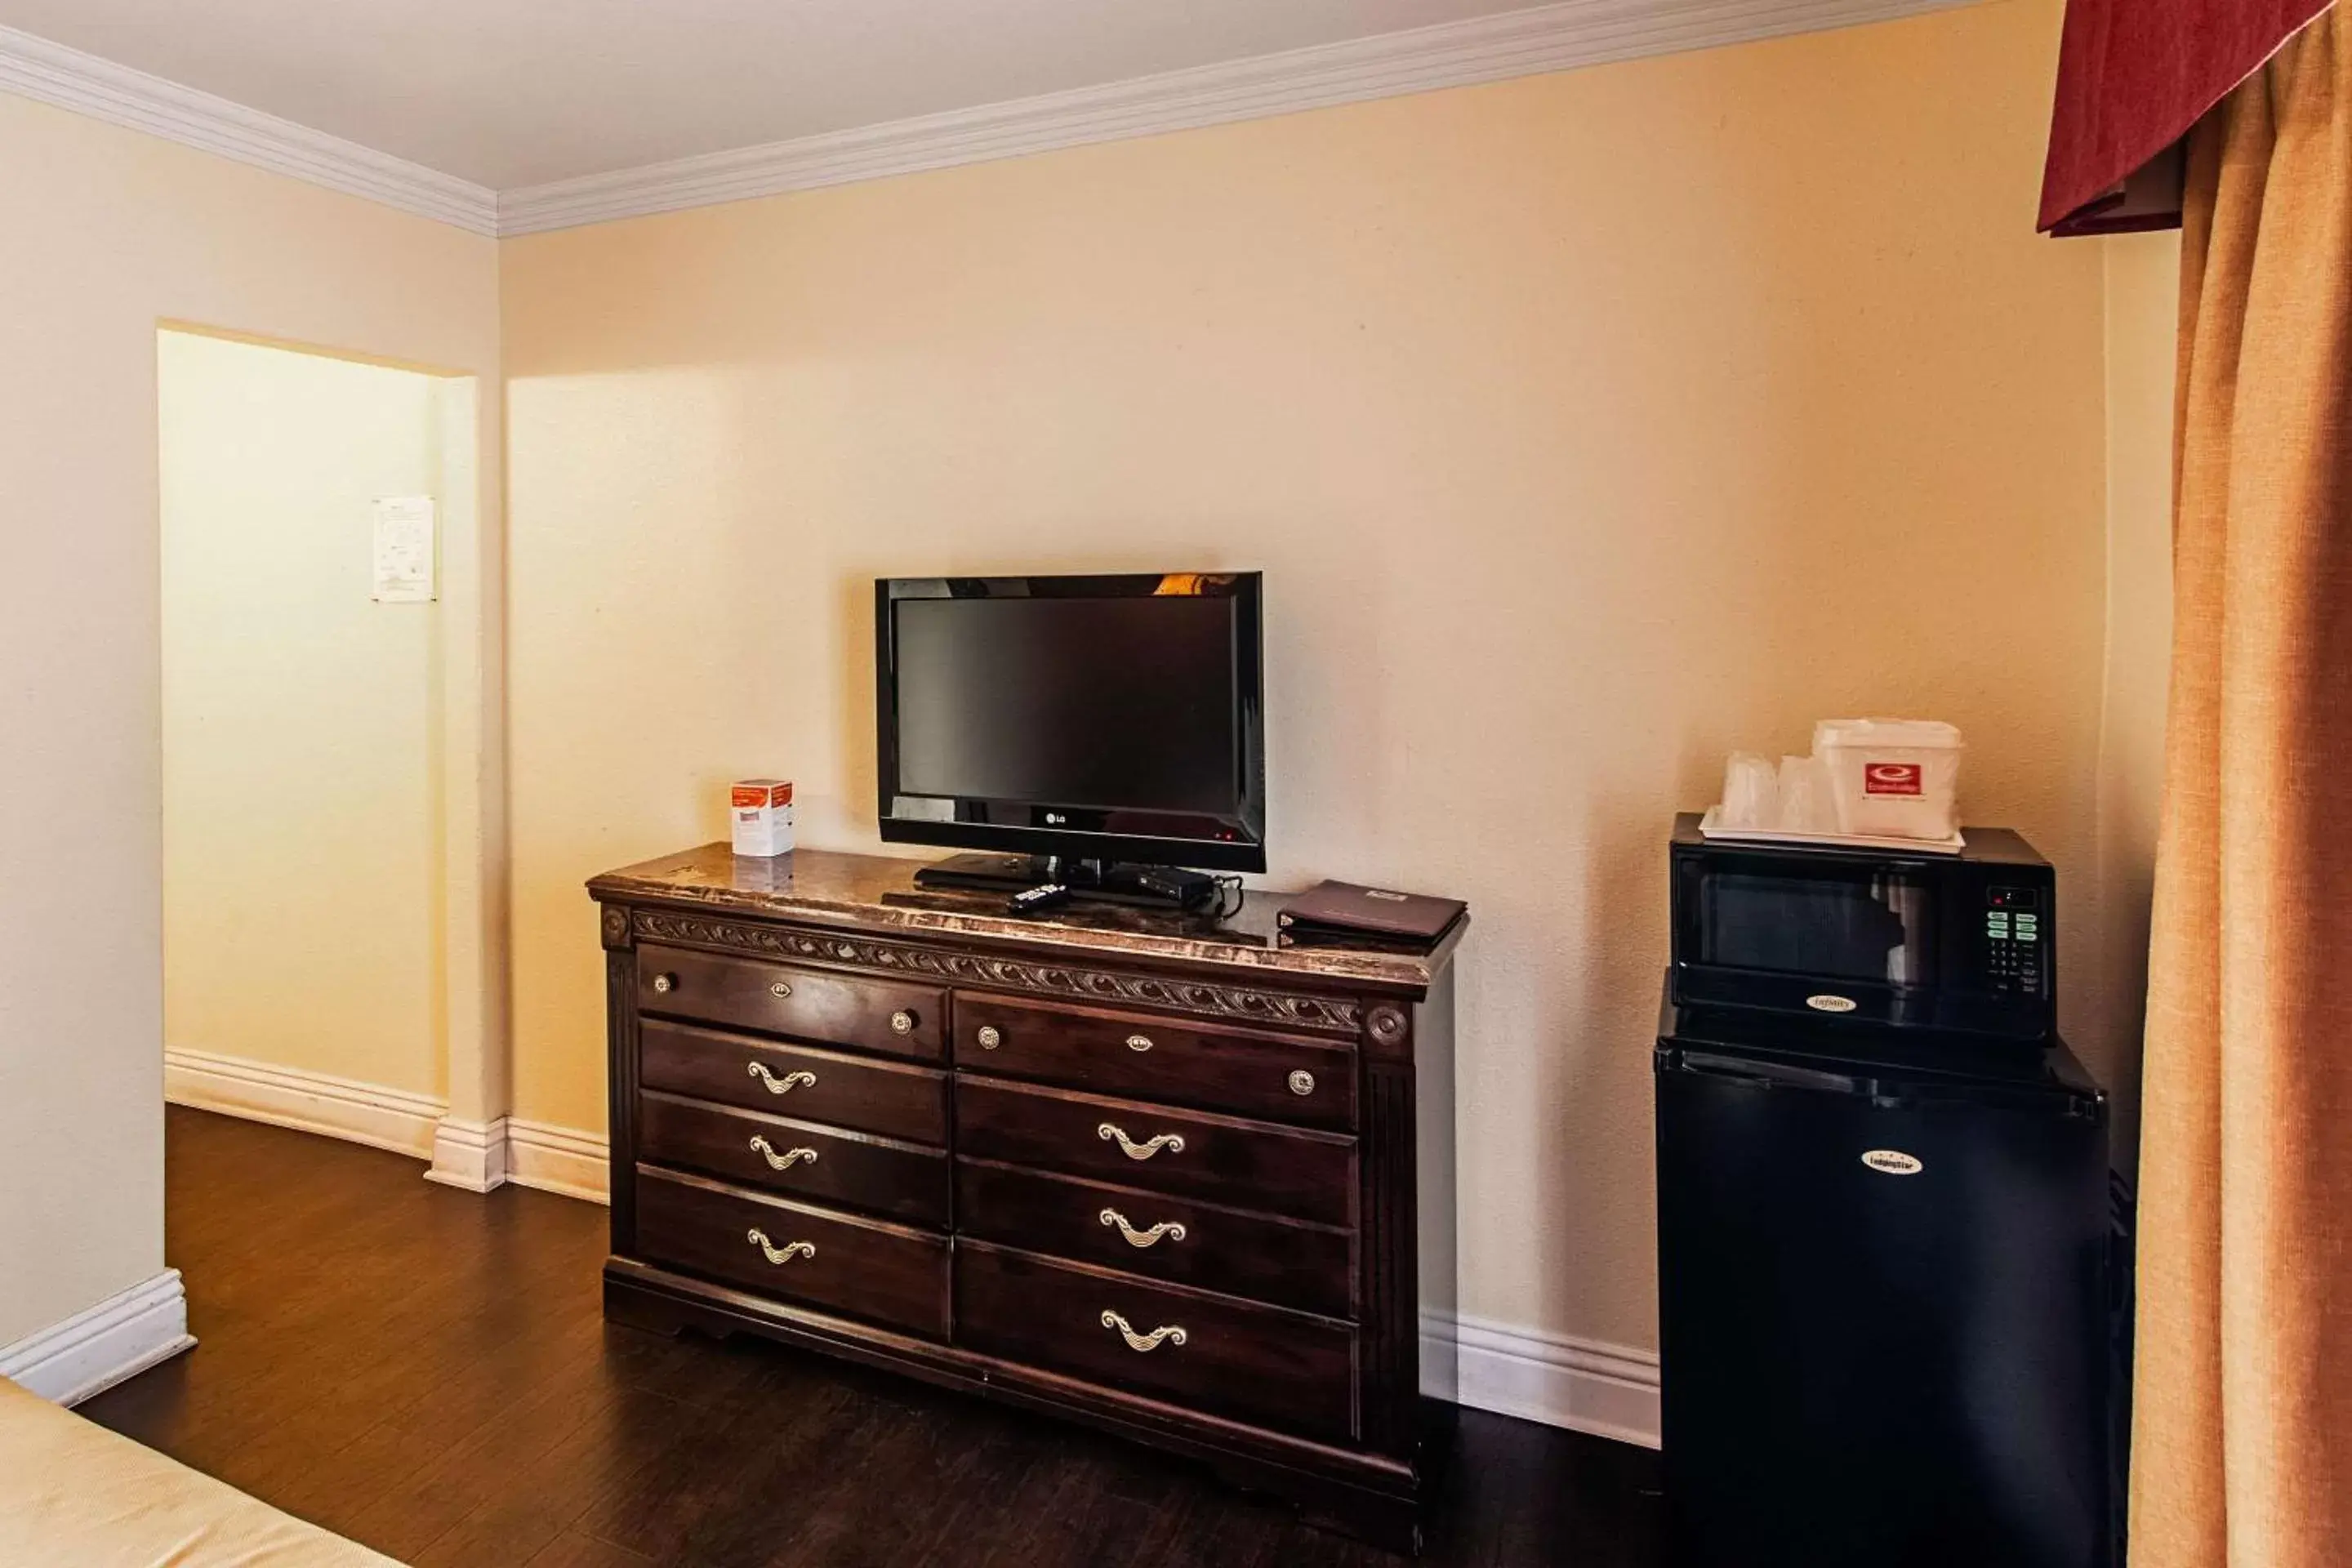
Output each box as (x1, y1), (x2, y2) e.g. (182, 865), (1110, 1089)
(2134, 10), (2352, 1566)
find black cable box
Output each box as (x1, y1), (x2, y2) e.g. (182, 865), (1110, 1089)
(912, 853), (1216, 911)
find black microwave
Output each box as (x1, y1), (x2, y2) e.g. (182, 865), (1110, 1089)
(1668, 813), (2055, 1043)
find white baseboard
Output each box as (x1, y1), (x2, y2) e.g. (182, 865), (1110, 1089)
(163, 1058), (1657, 1446)
(0, 1272), (196, 1406)
(506, 1118), (610, 1203)
(167, 1052), (610, 1203)
(165, 1047), (446, 1159)
(1422, 1310), (1660, 1449)
(425, 1115), (511, 1192)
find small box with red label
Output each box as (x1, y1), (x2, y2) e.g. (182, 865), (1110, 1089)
(1813, 719), (1963, 840)
(730, 779), (796, 857)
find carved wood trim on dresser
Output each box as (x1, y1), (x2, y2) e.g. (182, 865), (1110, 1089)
(588, 844), (1463, 1553)
(601, 909), (642, 1257)
(627, 906), (1365, 1036)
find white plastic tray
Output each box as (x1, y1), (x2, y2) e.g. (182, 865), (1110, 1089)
(1698, 805), (1967, 856)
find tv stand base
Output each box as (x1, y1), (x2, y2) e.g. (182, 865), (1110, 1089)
(912, 852), (1217, 911)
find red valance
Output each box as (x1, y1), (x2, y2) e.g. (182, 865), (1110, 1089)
(2039, 0), (2336, 232)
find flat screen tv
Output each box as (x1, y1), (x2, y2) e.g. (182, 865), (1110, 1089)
(875, 572), (1265, 875)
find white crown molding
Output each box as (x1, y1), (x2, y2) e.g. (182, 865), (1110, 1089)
(1, 0), (1969, 240)
(166, 1047), (448, 1159)
(499, 0), (1976, 236)
(0, 1272), (196, 1406)
(0, 22), (497, 236)
(1422, 1309), (1661, 1448)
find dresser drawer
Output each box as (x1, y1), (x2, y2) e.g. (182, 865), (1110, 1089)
(954, 994), (1356, 1131)
(639, 1091), (949, 1228)
(635, 1167), (950, 1339)
(636, 942), (945, 1062)
(956, 1078), (1356, 1227)
(956, 1157), (1354, 1318)
(956, 1241), (1356, 1443)
(640, 1018), (947, 1143)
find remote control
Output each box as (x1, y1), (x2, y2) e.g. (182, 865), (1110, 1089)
(1007, 883), (1074, 915)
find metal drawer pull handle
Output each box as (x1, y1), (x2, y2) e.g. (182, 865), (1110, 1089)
(1099, 1209), (1187, 1249)
(650, 973), (676, 994)
(746, 1063), (816, 1095)
(975, 1025), (1003, 1049)
(1101, 1311), (1186, 1352)
(1289, 1070), (1316, 1097)
(768, 980), (794, 998)
(1125, 1033), (1154, 1053)
(1098, 1123), (1185, 1160)
(890, 1009), (918, 1035)
(748, 1136), (817, 1170)
(746, 1229), (815, 1265)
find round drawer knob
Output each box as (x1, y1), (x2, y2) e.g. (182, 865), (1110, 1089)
(651, 973), (676, 995)
(768, 980), (793, 999)
(1288, 1069), (1316, 1097)
(1125, 1034), (1154, 1054)
(976, 1025), (1003, 1050)
(889, 1009), (918, 1036)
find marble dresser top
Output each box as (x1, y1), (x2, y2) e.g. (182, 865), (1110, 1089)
(589, 844), (1463, 998)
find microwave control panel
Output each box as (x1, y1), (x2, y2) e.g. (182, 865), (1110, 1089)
(1983, 885), (2045, 994)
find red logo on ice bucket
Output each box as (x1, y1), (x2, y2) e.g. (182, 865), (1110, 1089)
(1864, 763), (1923, 796)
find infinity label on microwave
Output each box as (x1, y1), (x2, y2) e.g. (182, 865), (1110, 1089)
(1806, 994), (1859, 1013)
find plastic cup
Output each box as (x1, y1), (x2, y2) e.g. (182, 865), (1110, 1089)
(1720, 752), (1780, 830)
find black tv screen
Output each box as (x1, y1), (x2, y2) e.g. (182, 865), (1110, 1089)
(875, 573), (1264, 871)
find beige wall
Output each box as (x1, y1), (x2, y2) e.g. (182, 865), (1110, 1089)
(160, 330), (460, 1100)
(0, 94), (499, 1348)
(2091, 230), (2183, 1173)
(502, 0), (2118, 1352)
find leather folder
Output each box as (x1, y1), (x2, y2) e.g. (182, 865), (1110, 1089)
(1276, 880), (1466, 947)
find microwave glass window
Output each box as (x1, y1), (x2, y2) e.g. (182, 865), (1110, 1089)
(1697, 871), (1934, 986)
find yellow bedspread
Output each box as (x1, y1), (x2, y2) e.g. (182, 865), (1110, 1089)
(0, 1375), (399, 1566)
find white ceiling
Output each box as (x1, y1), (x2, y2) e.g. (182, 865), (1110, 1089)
(0, 0), (1555, 189)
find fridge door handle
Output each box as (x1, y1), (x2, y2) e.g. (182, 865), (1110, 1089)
(1668, 1049), (2100, 1119)
(1669, 1049), (1860, 1094)
(1863, 1084), (2102, 1117)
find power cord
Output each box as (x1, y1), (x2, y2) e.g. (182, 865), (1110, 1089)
(1209, 875), (1247, 922)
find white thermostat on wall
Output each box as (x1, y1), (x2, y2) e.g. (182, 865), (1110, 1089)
(371, 496), (437, 603)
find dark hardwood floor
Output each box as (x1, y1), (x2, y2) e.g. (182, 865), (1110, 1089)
(80, 1107), (1662, 1566)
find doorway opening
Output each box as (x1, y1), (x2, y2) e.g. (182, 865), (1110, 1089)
(157, 326), (498, 1181)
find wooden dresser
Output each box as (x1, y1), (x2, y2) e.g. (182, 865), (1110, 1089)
(590, 845), (1462, 1551)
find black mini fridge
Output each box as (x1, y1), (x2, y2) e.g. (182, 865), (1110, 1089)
(1655, 995), (2115, 1568)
